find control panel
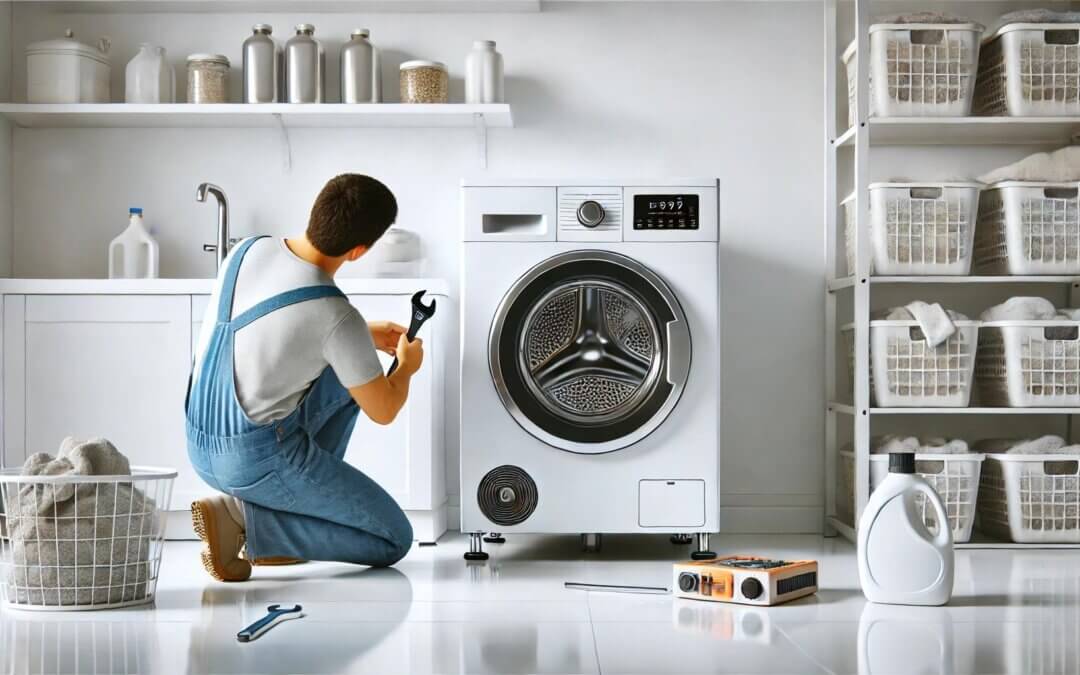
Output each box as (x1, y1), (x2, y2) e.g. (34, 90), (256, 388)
(633, 194), (700, 230)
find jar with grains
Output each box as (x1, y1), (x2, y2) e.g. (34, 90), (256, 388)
(399, 60), (448, 103)
(187, 54), (230, 103)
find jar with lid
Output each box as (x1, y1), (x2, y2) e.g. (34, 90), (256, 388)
(187, 54), (230, 103)
(341, 29), (375, 104)
(400, 60), (447, 103)
(465, 40), (504, 103)
(243, 24), (280, 103)
(285, 24), (324, 103)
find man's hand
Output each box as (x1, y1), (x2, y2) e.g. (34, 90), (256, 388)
(369, 321), (408, 356)
(394, 334), (424, 377)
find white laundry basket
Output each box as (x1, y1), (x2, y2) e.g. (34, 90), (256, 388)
(978, 453), (1080, 543)
(843, 183), (980, 276)
(974, 182), (1080, 275)
(975, 24), (1080, 116)
(843, 24), (983, 122)
(975, 321), (1080, 407)
(0, 466), (175, 611)
(844, 321), (979, 407)
(839, 450), (984, 542)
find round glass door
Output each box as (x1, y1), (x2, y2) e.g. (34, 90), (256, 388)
(489, 250), (691, 454)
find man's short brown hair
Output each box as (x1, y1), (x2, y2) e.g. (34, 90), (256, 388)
(307, 174), (398, 256)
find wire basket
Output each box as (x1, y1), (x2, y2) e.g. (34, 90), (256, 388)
(839, 450), (984, 542)
(978, 454), (1080, 543)
(843, 183), (980, 277)
(844, 321), (979, 407)
(843, 24), (982, 122)
(975, 24), (1080, 116)
(976, 321), (1080, 407)
(974, 182), (1080, 275)
(0, 466), (175, 611)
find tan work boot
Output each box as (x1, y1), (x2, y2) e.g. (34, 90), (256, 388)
(191, 496), (252, 582)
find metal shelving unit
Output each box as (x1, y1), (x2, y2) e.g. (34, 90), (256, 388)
(822, 0), (1080, 550)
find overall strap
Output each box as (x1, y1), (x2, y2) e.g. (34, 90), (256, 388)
(231, 285), (347, 330)
(217, 236), (267, 324)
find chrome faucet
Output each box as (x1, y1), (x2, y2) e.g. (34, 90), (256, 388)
(196, 182), (231, 270)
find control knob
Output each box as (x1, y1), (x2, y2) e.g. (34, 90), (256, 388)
(740, 577), (764, 600)
(576, 200), (605, 228)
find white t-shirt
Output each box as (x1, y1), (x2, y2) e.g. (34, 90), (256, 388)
(193, 237), (384, 423)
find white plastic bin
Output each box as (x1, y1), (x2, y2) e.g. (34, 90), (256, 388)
(978, 453), (1080, 543)
(844, 320), (979, 407)
(843, 24), (983, 121)
(975, 320), (1080, 406)
(975, 24), (1080, 116)
(839, 450), (984, 542)
(974, 182), (1080, 275)
(843, 183), (980, 276)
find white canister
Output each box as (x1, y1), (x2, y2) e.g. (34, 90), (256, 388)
(373, 227), (422, 277)
(108, 207), (160, 279)
(27, 29), (111, 103)
(465, 40), (504, 104)
(125, 44), (175, 103)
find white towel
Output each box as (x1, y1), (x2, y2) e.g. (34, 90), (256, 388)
(996, 9), (1080, 32)
(881, 301), (957, 348)
(980, 297), (1059, 322)
(871, 436), (969, 454)
(922, 438), (970, 454)
(876, 11), (980, 27)
(978, 146), (1080, 184)
(975, 436), (1066, 454)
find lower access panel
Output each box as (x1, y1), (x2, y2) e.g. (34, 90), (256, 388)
(638, 479), (705, 527)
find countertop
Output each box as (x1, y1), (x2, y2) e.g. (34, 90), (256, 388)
(0, 278), (450, 296)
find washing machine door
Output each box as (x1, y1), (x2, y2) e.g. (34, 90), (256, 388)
(489, 250), (692, 454)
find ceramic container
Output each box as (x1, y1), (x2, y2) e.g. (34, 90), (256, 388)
(465, 40), (504, 104)
(125, 44), (175, 103)
(27, 29), (111, 103)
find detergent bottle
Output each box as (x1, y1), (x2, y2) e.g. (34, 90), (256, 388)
(108, 207), (159, 279)
(857, 452), (953, 606)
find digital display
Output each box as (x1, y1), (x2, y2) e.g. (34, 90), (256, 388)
(633, 194), (699, 230)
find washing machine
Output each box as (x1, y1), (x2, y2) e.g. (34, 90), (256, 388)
(460, 179), (719, 559)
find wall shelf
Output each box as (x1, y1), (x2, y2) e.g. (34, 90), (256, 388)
(827, 403), (1080, 416)
(828, 275), (1080, 292)
(10, 0), (540, 13)
(0, 103), (513, 130)
(834, 117), (1080, 147)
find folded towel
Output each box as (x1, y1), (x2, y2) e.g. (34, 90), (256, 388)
(871, 435), (969, 454)
(995, 9), (1080, 32)
(975, 436), (1068, 454)
(980, 297), (1059, 322)
(879, 301), (959, 348)
(978, 146), (1080, 184)
(876, 11), (980, 28)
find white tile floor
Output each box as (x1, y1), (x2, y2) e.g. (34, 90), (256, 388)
(2, 533), (1079, 674)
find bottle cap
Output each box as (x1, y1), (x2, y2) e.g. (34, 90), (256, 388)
(351, 28), (370, 38)
(129, 207), (143, 215)
(296, 23), (315, 34)
(889, 452), (916, 474)
(253, 24), (273, 34)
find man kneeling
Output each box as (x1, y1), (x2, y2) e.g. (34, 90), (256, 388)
(186, 174), (422, 581)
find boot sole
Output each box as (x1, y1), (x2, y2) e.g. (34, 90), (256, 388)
(191, 500), (250, 582)
(252, 557), (308, 566)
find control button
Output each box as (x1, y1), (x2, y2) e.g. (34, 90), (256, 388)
(576, 200), (606, 228)
(677, 572), (699, 593)
(740, 577), (764, 600)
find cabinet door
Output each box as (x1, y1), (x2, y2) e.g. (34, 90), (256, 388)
(343, 294), (444, 511)
(2, 295), (196, 506)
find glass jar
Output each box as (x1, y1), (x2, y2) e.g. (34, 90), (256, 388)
(399, 60), (447, 103)
(186, 54), (230, 103)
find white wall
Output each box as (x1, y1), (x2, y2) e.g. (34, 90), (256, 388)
(8, 1), (825, 532)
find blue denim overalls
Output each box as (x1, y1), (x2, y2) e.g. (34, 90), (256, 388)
(186, 236), (412, 566)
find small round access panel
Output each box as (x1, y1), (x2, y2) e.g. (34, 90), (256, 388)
(490, 250), (691, 454)
(477, 465), (539, 526)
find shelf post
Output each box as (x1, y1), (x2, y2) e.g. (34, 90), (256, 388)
(823, 0), (839, 537)
(853, 0), (871, 526)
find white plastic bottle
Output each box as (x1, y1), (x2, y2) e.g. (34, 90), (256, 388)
(857, 452), (953, 606)
(465, 40), (504, 103)
(108, 207), (160, 279)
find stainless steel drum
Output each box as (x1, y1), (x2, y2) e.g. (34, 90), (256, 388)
(490, 250), (691, 454)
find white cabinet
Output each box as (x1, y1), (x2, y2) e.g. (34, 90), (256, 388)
(1, 295), (193, 499)
(190, 291), (448, 541)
